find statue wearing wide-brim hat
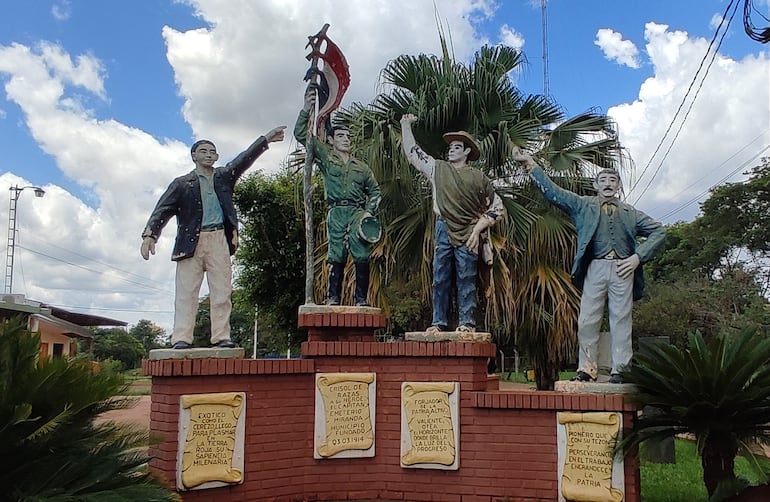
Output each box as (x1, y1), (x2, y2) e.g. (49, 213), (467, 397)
(442, 131), (480, 161)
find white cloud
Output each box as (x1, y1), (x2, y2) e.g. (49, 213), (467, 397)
(709, 13), (724, 31)
(5, 2), (764, 335)
(51, 1), (72, 21)
(609, 22), (770, 223)
(0, 0), (495, 333)
(595, 28), (641, 69)
(499, 24), (525, 49)
(163, 0), (495, 160)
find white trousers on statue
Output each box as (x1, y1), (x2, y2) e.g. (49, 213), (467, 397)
(171, 229), (232, 345)
(576, 259), (633, 379)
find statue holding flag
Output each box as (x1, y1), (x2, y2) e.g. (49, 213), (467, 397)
(295, 26), (381, 306)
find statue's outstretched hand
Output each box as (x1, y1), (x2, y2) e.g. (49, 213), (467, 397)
(512, 148), (536, 171)
(140, 236), (156, 260)
(400, 114), (417, 126)
(265, 126), (286, 143)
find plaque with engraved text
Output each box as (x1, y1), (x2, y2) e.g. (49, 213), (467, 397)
(314, 373), (376, 459)
(557, 412), (624, 502)
(400, 381), (459, 470)
(176, 392), (246, 491)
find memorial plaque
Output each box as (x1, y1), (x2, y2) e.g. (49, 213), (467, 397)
(176, 392), (246, 491)
(314, 373), (376, 459)
(557, 412), (624, 502)
(400, 381), (459, 470)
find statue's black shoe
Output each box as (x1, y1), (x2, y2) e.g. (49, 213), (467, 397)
(570, 371), (594, 382)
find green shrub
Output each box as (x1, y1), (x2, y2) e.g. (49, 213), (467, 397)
(0, 317), (179, 500)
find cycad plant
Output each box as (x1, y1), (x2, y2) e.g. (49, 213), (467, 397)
(619, 329), (770, 498)
(0, 317), (178, 501)
(334, 34), (626, 388)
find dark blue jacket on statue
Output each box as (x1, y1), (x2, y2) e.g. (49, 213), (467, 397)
(142, 136), (269, 261)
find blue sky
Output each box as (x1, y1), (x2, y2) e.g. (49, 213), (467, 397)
(0, 0), (767, 331)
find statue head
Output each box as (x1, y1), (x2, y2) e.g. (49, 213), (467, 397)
(326, 123), (351, 154)
(593, 168), (622, 200)
(442, 131), (480, 163)
(190, 140), (219, 168)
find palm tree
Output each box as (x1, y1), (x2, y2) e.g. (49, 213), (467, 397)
(335, 36), (626, 388)
(619, 329), (770, 497)
(0, 317), (179, 501)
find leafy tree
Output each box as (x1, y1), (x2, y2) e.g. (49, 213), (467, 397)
(0, 317), (178, 500)
(93, 327), (145, 370)
(129, 319), (166, 354)
(232, 167), (325, 347)
(650, 158), (770, 289)
(638, 157), (770, 348)
(190, 295), (251, 349)
(337, 40), (626, 388)
(619, 329), (770, 498)
(634, 270), (770, 349)
(192, 297), (212, 347)
(696, 156), (770, 294)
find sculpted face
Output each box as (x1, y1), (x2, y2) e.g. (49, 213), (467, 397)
(594, 171), (621, 200)
(192, 143), (219, 169)
(329, 128), (351, 154)
(447, 140), (470, 163)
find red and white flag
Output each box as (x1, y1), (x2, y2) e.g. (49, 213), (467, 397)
(304, 26), (350, 136)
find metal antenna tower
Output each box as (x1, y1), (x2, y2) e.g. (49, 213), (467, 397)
(541, 0), (550, 96)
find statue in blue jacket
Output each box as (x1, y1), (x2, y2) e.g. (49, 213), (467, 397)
(141, 126), (285, 349)
(516, 151), (666, 383)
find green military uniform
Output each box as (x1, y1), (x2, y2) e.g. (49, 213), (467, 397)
(294, 110), (381, 304)
(294, 110), (380, 262)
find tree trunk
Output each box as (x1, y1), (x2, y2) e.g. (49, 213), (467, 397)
(533, 353), (559, 390)
(701, 441), (737, 497)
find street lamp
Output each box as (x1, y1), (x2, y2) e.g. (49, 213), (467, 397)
(5, 185), (45, 294)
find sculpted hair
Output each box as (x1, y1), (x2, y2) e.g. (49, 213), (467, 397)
(190, 139), (216, 155)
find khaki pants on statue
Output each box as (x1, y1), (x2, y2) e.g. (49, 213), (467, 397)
(171, 229), (232, 345)
(576, 258), (634, 379)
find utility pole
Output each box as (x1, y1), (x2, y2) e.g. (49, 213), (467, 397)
(5, 185), (45, 294)
(252, 305), (259, 359)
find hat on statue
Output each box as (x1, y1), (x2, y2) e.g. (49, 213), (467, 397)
(358, 215), (382, 244)
(442, 131), (480, 161)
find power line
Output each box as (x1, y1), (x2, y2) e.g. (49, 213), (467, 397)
(43, 303), (174, 314)
(743, 0), (770, 43)
(16, 245), (173, 295)
(627, 0), (740, 202)
(654, 144), (769, 221)
(22, 233), (163, 287)
(657, 130), (768, 201)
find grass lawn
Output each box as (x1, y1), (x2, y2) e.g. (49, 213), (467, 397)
(641, 439), (768, 501)
(122, 368), (151, 395)
(496, 372), (769, 499)
(500, 371), (577, 383)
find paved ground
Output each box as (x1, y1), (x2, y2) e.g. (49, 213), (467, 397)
(97, 395), (151, 429)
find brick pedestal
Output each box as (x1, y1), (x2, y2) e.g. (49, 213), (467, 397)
(142, 314), (641, 502)
(297, 304), (386, 342)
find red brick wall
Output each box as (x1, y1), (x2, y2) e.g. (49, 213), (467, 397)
(143, 342), (639, 502)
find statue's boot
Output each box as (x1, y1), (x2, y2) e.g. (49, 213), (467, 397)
(354, 261), (370, 307)
(327, 262), (343, 305)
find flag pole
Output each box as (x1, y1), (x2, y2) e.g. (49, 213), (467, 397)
(302, 24), (329, 304)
